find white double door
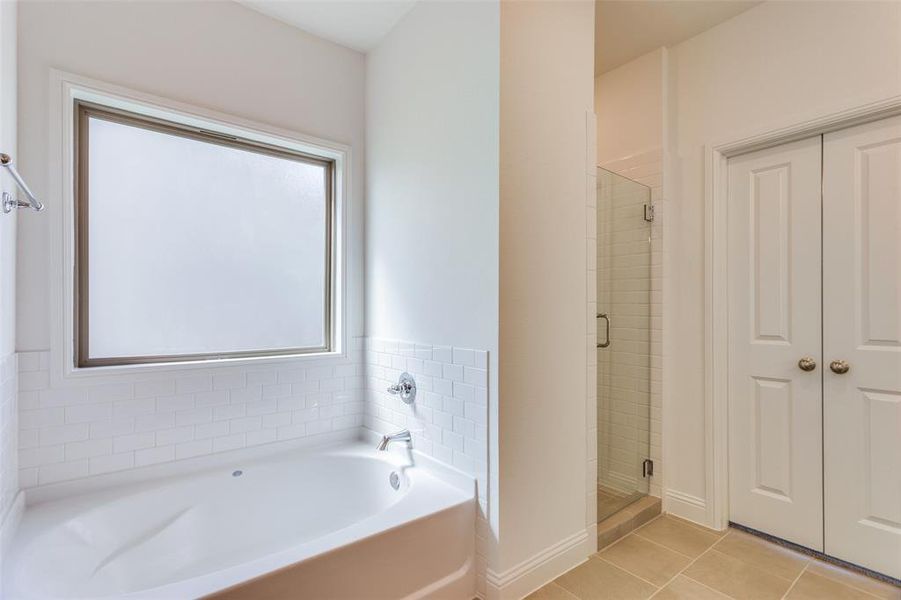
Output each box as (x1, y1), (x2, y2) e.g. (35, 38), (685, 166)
(728, 114), (901, 579)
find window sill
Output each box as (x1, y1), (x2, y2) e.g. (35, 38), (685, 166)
(56, 348), (351, 384)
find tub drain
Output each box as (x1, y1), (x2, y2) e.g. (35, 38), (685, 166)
(232, 470), (243, 477)
(389, 471), (400, 490)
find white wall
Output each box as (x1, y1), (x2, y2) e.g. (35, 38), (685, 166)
(664, 0), (901, 525)
(17, 0), (365, 352)
(496, 0), (594, 592)
(595, 48), (663, 164)
(364, 2), (499, 595)
(365, 0), (499, 386)
(0, 4), (20, 584)
(0, 0), (15, 359)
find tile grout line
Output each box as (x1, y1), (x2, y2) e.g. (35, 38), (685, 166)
(648, 539), (727, 599)
(545, 582), (581, 600)
(599, 514), (729, 597)
(679, 574), (742, 600)
(780, 563), (810, 599)
(596, 556), (663, 592)
(796, 568), (889, 600)
(629, 530), (697, 560)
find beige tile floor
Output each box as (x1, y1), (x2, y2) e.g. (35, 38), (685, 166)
(527, 515), (901, 600)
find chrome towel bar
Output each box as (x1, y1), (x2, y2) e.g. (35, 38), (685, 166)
(1, 152), (43, 213)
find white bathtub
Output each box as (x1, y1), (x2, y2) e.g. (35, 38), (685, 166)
(4, 440), (476, 599)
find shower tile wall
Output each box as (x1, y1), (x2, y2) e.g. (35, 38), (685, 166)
(599, 148), (662, 499)
(16, 346), (365, 489)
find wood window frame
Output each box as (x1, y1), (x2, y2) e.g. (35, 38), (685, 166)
(73, 100), (336, 368)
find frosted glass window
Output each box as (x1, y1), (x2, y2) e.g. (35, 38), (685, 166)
(76, 103), (333, 367)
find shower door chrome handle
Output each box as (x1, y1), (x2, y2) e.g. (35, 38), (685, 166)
(597, 313), (610, 348)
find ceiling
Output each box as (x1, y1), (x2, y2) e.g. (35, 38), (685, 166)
(596, 0), (761, 74)
(236, 0), (418, 52)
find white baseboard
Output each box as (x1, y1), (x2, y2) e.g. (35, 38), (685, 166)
(664, 489), (707, 526)
(485, 527), (592, 600)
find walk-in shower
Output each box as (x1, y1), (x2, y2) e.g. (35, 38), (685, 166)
(596, 167), (653, 522)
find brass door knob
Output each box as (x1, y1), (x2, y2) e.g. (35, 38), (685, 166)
(829, 360), (850, 374)
(798, 357), (817, 371)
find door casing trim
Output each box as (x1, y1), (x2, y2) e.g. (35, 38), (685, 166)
(703, 93), (901, 530)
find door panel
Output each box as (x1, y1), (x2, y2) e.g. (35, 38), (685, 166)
(728, 136), (824, 550)
(823, 115), (901, 579)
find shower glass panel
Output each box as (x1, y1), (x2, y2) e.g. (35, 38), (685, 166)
(596, 167), (653, 523)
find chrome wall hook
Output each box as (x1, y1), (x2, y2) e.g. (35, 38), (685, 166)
(1, 153), (43, 212)
(3, 191), (34, 214)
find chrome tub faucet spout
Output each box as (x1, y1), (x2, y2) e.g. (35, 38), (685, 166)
(377, 429), (412, 451)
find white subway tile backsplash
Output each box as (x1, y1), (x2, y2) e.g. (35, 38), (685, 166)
(16, 353), (39, 373)
(175, 407), (212, 427)
(133, 413), (174, 433)
(66, 438), (113, 460)
(442, 363), (464, 382)
(154, 426), (194, 446)
(65, 403), (112, 424)
(19, 408), (64, 429)
(134, 379), (176, 399)
(113, 398), (156, 418)
(261, 412), (291, 429)
(229, 386), (262, 403)
(15, 340), (482, 576)
(245, 400), (276, 416)
(245, 371), (277, 386)
(431, 346), (452, 364)
(18, 468), (37, 489)
(18, 371), (49, 392)
(246, 428), (277, 447)
(212, 373), (246, 391)
(261, 384), (291, 399)
(451, 348), (475, 366)
(212, 433), (245, 453)
(175, 375), (212, 394)
(230, 416), (261, 433)
(18, 429), (38, 450)
(156, 395), (194, 413)
(91, 417), (136, 439)
(19, 445), (64, 469)
(88, 383), (134, 404)
(175, 439), (212, 460)
(194, 391), (228, 407)
(39, 388), (87, 407)
(135, 445), (174, 467)
(452, 382), (474, 401)
(90, 452), (135, 475)
(113, 432), (155, 453)
(194, 421), (229, 440)
(39, 459), (89, 485)
(40, 424), (89, 446)
(277, 423), (305, 440)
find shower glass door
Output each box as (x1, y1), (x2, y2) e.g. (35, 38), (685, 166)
(596, 167), (653, 522)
